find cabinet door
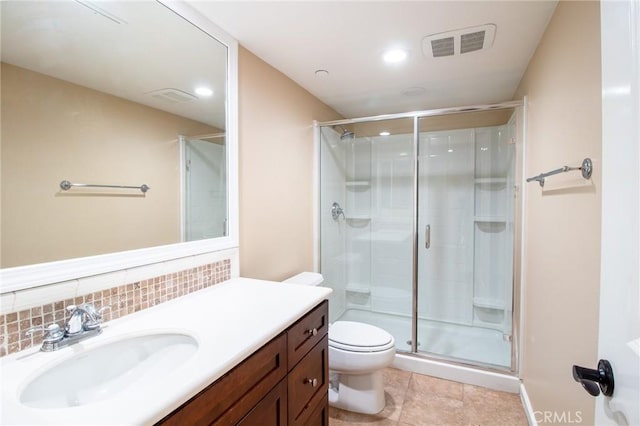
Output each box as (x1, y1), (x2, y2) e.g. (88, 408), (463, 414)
(158, 334), (287, 426)
(237, 379), (287, 426)
(305, 394), (329, 426)
(287, 336), (329, 425)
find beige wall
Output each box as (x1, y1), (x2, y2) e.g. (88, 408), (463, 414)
(352, 109), (514, 137)
(238, 47), (341, 280)
(1, 63), (216, 267)
(515, 2), (601, 424)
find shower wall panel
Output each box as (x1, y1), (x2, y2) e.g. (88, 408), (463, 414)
(473, 123), (515, 333)
(344, 140), (372, 295)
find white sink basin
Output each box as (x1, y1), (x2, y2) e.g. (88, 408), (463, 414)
(19, 332), (198, 409)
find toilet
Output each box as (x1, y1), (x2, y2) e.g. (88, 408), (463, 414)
(283, 272), (396, 414)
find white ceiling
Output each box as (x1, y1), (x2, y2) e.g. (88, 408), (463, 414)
(188, 1), (558, 119)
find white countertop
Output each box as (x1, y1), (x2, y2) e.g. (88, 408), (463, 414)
(0, 277), (332, 425)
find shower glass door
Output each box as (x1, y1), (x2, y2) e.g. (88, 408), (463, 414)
(182, 136), (227, 241)
(319, 105), (519, 371)
(416, 114), (516, 368)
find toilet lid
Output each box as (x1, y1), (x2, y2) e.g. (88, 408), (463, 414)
(329, 321), (395, 352)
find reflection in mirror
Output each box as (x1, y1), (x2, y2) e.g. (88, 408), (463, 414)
(1, 1), (229, 268)
(181, 134), (227, 241)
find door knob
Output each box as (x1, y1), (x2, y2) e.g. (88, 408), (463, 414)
(572, 359), (614, 397)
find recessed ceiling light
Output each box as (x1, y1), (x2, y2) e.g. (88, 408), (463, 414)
(195, 87), (213, 97)
(448, 149), (454, 153)
(383, 49), (408, 63)
(379, 131), (390, 136)
(315, 69), (329, 77)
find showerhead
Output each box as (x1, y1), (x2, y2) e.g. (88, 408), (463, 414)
(334, 125), (355, 140)
(340, 129), (355, 140)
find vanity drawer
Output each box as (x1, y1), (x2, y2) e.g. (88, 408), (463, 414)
(158, 333), (287, 426)
(287, 336), (329, 425)
(287, 300), (328, 368)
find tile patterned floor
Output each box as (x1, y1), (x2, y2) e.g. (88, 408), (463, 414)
(329, 368), (528, 426)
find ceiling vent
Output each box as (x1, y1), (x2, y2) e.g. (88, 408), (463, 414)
(431, 37), (455, 58)
(423, 24), (496, 58)
(146, 88), (197, 104)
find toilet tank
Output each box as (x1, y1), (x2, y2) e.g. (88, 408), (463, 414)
(283, 272), (324, 286)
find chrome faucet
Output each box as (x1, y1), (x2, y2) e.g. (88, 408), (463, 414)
(26, 303), (109, 352)
(65, 303), (103, 335)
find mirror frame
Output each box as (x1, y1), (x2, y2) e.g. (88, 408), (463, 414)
(0, 0), (239, 294)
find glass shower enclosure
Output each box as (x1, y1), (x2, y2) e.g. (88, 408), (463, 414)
(181, 135), (227, 241)
(319, 103), (521, 370)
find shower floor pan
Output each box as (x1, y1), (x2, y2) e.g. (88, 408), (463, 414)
(337, 308), (511, 368)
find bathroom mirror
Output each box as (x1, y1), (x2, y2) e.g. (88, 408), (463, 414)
(0, 1), (238, 291)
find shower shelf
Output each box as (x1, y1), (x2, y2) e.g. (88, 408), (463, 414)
(474, 216), (506, 223)
(473, 297), (505, 310)
(345, 181), (370, 188)
(474, 178), (507, 184)
(345, 216), (371, 222)
(345, 286), (371, 295)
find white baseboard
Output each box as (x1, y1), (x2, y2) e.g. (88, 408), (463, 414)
(520, 382), (537, 426)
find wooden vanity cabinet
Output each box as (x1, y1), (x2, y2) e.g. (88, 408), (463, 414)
(237, 380), (288, 426)
(286, 300), (329, 426)
(157, 300), (329, 426)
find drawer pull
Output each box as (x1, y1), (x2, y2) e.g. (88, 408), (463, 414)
(303, 378), (318, 387)
(306, 328), (318, 336)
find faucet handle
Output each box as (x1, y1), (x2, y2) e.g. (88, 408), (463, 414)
(97, 305), (111, 320)
(25, 324), (64, 342)
(85, 303), (112, 321)
(26, 324), (65, 352)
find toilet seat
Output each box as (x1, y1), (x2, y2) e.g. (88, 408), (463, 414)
(329, 321), (395, 352)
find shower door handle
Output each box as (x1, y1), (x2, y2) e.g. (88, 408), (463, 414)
(425, 225), (431, 249)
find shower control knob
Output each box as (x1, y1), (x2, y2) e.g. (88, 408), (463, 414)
(304, 378), (318, 387)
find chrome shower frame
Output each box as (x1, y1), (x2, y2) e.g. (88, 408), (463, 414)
(314, 99), (525, 376)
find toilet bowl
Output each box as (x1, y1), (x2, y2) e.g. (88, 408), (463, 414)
(283, 272), (396, 414)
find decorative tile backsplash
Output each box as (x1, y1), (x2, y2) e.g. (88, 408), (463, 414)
(0, 259), (230, 357)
